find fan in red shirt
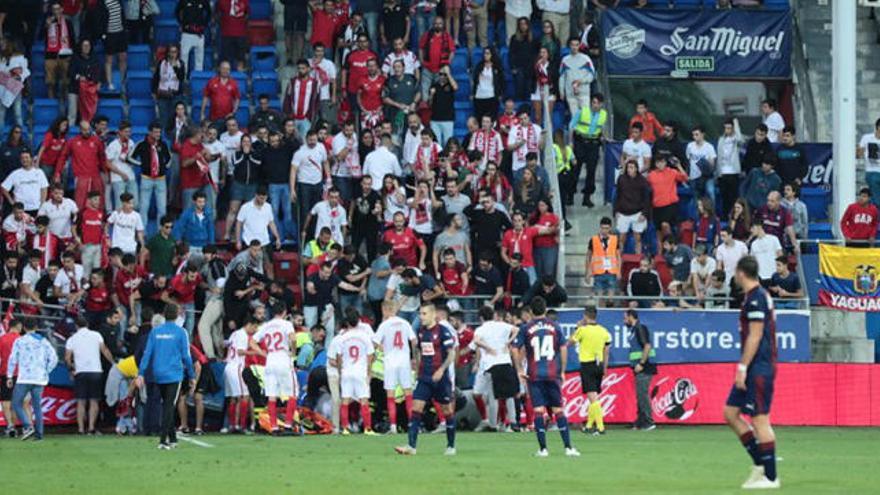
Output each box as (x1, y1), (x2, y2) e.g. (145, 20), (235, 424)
(54, 121), (108, 210)
(305, 245), (342, 277)
(113, 253), (147, 325)
(216, 0), (249, 70)
(84, 269), (113, 325)
(310, 0), (341, 52)
(438, 249), (470, 296)
(201, 62), (241, 122)
(840, 188), (880, 245)
(530, 200), (560, 277)
(170, 266), (202, 306)
(179, 129), (212, 195)
(501, 211), (555, 283)
(31, 216), (59, 269)
(343, 34), (378, 101)
(357, 59), (386, 131)
(37, 122), (69, 172)
(382, 211), (426, 269)
(419, 17), (455, 76)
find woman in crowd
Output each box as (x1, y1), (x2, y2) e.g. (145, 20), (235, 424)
(0, 38), (29, 128)
(538, 20), (561, 71)
(381, 174), (408, 224)
(0, 125), (30, 180)
(508, 16), (537, 101)
(358, 129), (376, 165)
(728, 197), (752, 242)
(471, 47), (504, 121)
(224, 135), (263, 242)
(614, 159), (651, 255)
(531, 198), (559, 279)
(694, 197), (721, 254)
(35, 117), (70, 181)
(531, 46), (556, 125)
(513, 166), (545, 216)
(477, 160), (512, 209)
(67, 38), (102, 126)
(152, 44), (186, 134)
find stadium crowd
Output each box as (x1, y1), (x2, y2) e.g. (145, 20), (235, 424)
(0, 0), (877, 443)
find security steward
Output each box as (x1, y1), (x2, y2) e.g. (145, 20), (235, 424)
(568, 93), (607, 208)
(624, 309), (656, 431)
(585, 216), (621, 302)
(568, 305), (611, 435)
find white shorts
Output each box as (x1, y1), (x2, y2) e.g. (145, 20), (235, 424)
(263, 363), (295, 399)
(383, 363), (413, 391)
(223, 363), (249, 397)
(340, 375), (370, 400)
(616, 212), (648, 234)
(473, 369), (493, 397)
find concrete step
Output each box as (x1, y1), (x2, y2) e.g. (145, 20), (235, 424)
(811, 338), (875, 363)
(810, 307), (867, 339)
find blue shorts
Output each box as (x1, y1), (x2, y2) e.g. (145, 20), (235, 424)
(232, 181), (258, 202)
(726, 373), (774, 416)
(413, 377), (452, 404)
(593, 273), (618, 292)
(529, 380), (562, 409)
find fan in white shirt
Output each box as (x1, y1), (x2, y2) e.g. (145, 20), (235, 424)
(234, 190), (280, 250)
(363, 139), (403, 190)
(1, 152), (49, 212)
(305, 190), (348, 246)
(761, 99), (785, 143)
(507, 112), (543, 172)
(291, 136), (329, 186)
(38, 186), (78, 239)
(621, 125), (653, 174)
(107, 202), (144, 255)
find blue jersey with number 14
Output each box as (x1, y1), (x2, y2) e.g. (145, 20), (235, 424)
(515, 317), (564, 382)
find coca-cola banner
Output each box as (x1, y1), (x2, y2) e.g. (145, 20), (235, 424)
(554, 308), (810, 371)
(602, 8), (792, 78)
(0, 386), (77, 426)
(562, 363), (880, 426)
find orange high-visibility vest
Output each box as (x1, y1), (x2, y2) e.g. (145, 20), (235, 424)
(590, 235), (620, 276)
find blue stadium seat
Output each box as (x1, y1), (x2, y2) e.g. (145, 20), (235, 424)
(128, 45), (151, 71)
(451, 48), (469, 76)
(126, 70), (154, 98)
(190, 71), (214, 97)
(29, 74), (48, 98)
(454, 102), (472, 130)
(676, 185), (697, 220)
(808, 223), (833, 240)
(802, 187), (830, 221)
(33, 99), (59, 126)
(129, 99), (157, 126)
(32, 125), (48, 150)
(97, 99), (124, 126)
(203, 46), (215, 70)
(250, 0), (272, 20)
(454, 76), (470, 101)
(157, 0), (176, 19)
(232, 71), (248, 94)
(131, 126), (148, 144)
(252, 71), (279, 98)
(155, 19), (181, 45)
(250, 46), (276, 72)
(500, 47), (511, 73)
(236, 103), (250, 128)
(30, 48), (45, 76)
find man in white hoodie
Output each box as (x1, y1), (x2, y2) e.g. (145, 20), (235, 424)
(558, 37), (595, 118)
(6, 320), (58, 441)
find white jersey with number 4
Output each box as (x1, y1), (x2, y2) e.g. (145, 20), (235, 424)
(254, 319), (295, 368)
(335, 327), (375, 379)
(373, 316), (416, 368)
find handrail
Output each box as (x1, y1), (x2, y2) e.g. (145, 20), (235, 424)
(540, 86), (566, 286)
(790, 0), (820, 142)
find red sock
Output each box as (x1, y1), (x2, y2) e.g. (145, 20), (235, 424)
(387, 397), (397, 426)
(404, 394), (413, 421)
(433, 401), (446, 423)
(498, 400), (509, 425)
(361, 403), (372, 431)
(239, 399), (250, 429)
(524, 396), (534, 424)
(268, 399), (278, 430)
(285, 398), (297, 428)
(340, 402), (350, 429)
(227, 401), (237, 428)
(474, 395), (488, 420)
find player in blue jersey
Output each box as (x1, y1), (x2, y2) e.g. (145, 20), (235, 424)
(512, 297), (580, 457)
(724, 256), (780, 490)
(395, 303), (458, 456)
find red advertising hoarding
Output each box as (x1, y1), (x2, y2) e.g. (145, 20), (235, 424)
(562, 363), (880, 426)
(0, 386), (77, 427)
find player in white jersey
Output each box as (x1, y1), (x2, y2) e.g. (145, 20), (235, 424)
(250, 304), (299, 435)
(471, 306), (519, 432)
(332, 308), (377, 435)
(224, 317), (259, 433)
(373, 301), (417, 434)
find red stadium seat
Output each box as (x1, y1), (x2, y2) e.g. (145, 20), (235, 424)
(653, 254), (673, 291)
(620, 254), (642, 292)
(247, 20), (275, 46)
(273, 251), (301, 285)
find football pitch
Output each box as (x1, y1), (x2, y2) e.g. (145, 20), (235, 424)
(1, 426), (876, 494)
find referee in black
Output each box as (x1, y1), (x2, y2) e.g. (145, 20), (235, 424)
(624, 309), (656, 431)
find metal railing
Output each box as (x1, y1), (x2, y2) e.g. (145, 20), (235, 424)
(791, 0), (820, 142)
(540, 85), (566, 286)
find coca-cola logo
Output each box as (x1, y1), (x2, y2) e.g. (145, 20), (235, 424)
(0, 387), (77, 427)
(650, 377), (699, 420)
(562, 371), (627, 422)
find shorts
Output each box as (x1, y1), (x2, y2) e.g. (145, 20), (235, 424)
(413, 377), (452, 404)
(384, 363), (414, 391)
(726, 373), (774, 417)
(340, 375), (370, 400)
(263, 363), (295, 398)
(487, 364), (519, 400)
(445, 0), (463, 9)
(0, 375), (14, 401)
(593, 273), (619, 292)
(579, 362), (604, 394)
(616, 212), (648, 234)
(653, 203), (678, 229)
(530, 89), (556, 102)
(221, 36), (247, 62)
(74, 372), (104, 400)
(103, 31), (128, 55)
(231, 181), (259, 201)
(473, 369), (492, 396)
(224, 363), (249, 397)
(528, 380), (562, 409)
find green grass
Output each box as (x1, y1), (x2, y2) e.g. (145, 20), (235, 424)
(1, 426), (876, 494)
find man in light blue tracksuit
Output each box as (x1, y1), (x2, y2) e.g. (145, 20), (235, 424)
(6, 320), (58, 441)
(136, 304), (195, 450)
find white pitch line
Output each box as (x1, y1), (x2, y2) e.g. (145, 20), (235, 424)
(177, 435), (215, 448)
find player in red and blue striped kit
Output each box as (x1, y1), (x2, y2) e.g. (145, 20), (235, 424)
(724, 256), (780, 490)
(513, 297), (580, 457)
(395, 304), (458, 456)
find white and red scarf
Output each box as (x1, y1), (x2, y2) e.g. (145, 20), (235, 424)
(414, 143), (440, 179)
(46, 17), (72, 55)
(287, 76), (317, 120)
(470, 129), (501, 166)
(512, 124), (538, 162)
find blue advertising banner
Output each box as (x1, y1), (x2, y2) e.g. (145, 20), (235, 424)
(553, 308), (810, 371)
(602, 9), (792, 78)
(602, 142), (832, 204)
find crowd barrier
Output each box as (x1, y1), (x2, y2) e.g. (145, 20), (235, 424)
(562, 363), (880, 426)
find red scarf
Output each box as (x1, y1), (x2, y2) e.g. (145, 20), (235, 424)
(414, 143), (439, 178)
(472, 129), (500, 165)
(513, 124), (538, 162)
(47, 17), (71, 54)
(148, 137), (160, 177)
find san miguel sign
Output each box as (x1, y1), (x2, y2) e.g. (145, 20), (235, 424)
(602, 8), (792, 79)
